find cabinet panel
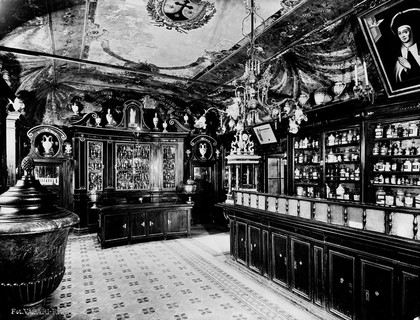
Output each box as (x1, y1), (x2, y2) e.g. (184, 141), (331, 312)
(329, 250), (355, 320)
(236, 221), (247, 266)
(262, 229), (269, 277)
(248, 225), (262, 273)
(131, 212), (147, 238)
(167, 210), (188, 233)
(313, 246), (324, 307)
(291, 237), (311, 299)
(361, 259), (394, 320)
(402, 271), (420, 320)
(271, 232), (288, 287)
(87, 141), (104, 191)
(148, 211), (164, 236)
(103, 213), (129, 242)
(115, 143), (150, 190)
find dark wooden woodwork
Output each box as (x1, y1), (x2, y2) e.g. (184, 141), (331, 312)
(70, 125), (189, 233)
(219, 202), (420, 320)
(97, 202), (192, 248)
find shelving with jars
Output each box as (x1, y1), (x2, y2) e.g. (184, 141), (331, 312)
(115, 143), (151, 190)
(324, 126), (361, 202)
(293, 135), (322, 198)
(370, 120), (420, 208)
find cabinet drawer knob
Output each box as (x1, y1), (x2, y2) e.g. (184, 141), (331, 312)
(150, 221), (154, 226)
(122, 223), (127, 229)
(141, 222), (145, 227)
(168, 220), (171, 224)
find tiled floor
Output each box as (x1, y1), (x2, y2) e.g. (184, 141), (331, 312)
(42, 225), (340, 320)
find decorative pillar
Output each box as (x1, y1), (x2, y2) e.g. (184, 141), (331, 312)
(6, 111), (20, 187)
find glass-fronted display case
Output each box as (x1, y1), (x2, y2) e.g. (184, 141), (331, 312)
(115, 143), (150, 190)
(88, 141), (104, 191)
(369, 119), (420, 207)
(293, 134), (321, 198)
(162, 144), (176, 189)
(324, 126), (361, 202)
(34, 164), (60, 186)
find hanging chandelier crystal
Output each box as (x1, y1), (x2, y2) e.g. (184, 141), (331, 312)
(224, 0), (307, 135)
(232, 0), (271, 130)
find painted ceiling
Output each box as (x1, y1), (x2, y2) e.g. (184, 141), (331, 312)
(0, 0), (384, 126)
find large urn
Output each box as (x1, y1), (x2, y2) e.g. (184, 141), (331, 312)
(0, 157), (79, 318)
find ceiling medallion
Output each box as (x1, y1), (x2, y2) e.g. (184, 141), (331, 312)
(147, 0), (216, 33)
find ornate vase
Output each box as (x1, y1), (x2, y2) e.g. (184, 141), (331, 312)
(0, 157), (79, 317)
(314, 87), (332, 105)
(183, 177), (197, 204)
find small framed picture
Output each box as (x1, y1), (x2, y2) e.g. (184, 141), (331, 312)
(252, 123), (277, 145)
(358, 0), (420, 97)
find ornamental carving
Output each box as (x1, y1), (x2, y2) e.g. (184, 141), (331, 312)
(147, 0), (216, 33)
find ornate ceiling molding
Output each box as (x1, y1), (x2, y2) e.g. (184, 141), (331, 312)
(147, 0), (216, 33)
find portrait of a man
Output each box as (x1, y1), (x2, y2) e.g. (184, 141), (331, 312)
(359, 0), (420, 97)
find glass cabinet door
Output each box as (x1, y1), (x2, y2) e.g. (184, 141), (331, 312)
(324, 126), (361, 202)
(88, 141), (104, 191)
(293, 134), (321, 198)
(116, 143), (150, 190)
(162, 144), (176, 189)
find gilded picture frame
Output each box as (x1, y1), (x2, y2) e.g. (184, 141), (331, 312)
(358, 0), (420, 98)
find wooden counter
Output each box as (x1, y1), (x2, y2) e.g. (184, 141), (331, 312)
(217, 191), (420, 320)
(97, 202), (193, 248)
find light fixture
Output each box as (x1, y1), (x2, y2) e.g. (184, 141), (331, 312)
(227, 0), (307, 134)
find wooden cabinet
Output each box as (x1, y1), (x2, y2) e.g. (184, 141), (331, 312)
(271, 231), (289, 287)
(361, 259), (394, 320)
(98, 203), (192, 248)
(101, 212), (129, 246)
(291, 237), (311, 299)
(71, 124), (189, 233)
(221, 203), (420, 320)
(328, 250), (355, 320)
(248, 224), (263, 274)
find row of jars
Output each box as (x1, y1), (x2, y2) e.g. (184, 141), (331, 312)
(372, 140), (419, 156)
(375, 187), (420, 207)
(294, 137), (320, 149)
(375, 122), (419, 139)
(326, 183), (361, 201)
(373, 175), (420, 186)
(294, 167), (320, 181)
(326, 150), (359, 163)
(326, 129), (360, 146)
(374, 159), (420, 172)
(326, 166), (360, 181)
(295, 152), (320, 164)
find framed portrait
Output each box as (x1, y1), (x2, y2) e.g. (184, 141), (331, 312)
(358, 0), (420, 98)
(252, 123), (277, 145)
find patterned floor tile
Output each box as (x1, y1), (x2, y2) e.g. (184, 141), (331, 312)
(45, 228), (338, 320)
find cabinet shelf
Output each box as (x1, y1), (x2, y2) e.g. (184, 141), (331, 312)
(371, 154), (420, 158)
(326, 161), (359, 165)
(373, 170), (420, 175)
(326, 179), (359, 183)
(326, 141), (360, 148)
(372, 183), (420, 188)
(374, 135), (420, 142)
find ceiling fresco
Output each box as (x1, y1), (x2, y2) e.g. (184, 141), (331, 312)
(0, 0), (387, 126)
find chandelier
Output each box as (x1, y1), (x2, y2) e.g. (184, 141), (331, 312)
(226, 0), (307, 134)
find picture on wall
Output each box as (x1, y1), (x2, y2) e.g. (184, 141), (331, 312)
(358, 0), (420, 97)
(252, 123), (277, 145)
